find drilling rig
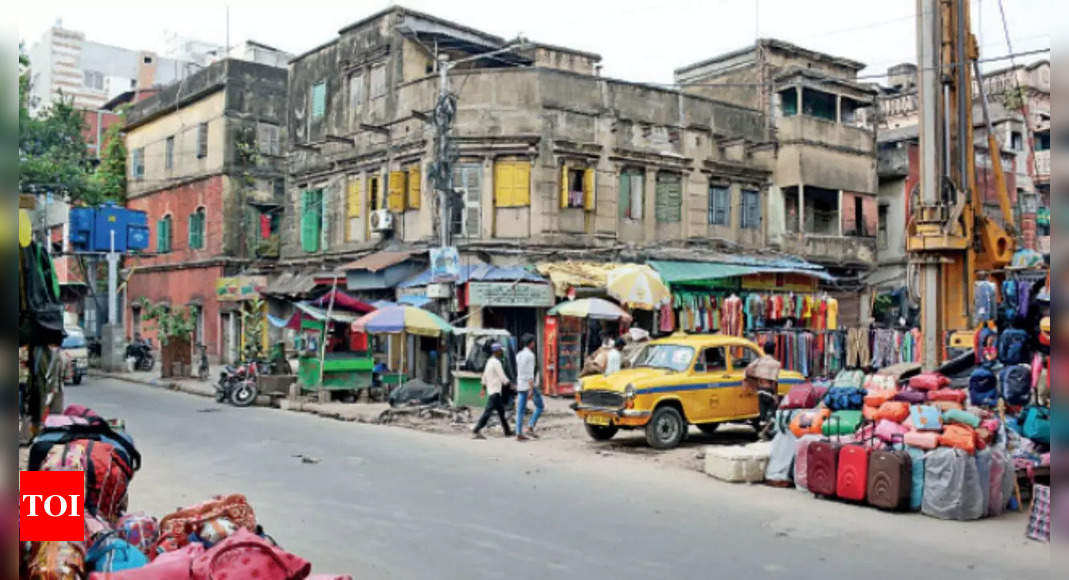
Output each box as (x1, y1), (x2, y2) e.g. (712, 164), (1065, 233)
(909, 0), (1017, 369)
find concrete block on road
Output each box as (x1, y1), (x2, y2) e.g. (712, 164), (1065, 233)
(704, 442), (771, 483)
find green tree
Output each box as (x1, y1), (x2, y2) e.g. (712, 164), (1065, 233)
(19, 48), (100, 203)
(91, 118), (127, 202)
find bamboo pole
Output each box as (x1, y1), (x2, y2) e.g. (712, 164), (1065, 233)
(317, 275), (339, 390)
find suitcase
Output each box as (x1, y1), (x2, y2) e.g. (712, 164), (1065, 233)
(836, 442), (871, 502)
(781, 383), (821, 409)
(906, 447), (926, 511)
(867, 435), (912, 510)
(793, 434), (822, 493)
(703, 442), (771, 483)
(806, 417), (844, 497)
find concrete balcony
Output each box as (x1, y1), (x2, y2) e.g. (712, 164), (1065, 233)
(776, 115), (875, 155)
(1034, 150), (1050, 183)
(782, 232), (877, 266)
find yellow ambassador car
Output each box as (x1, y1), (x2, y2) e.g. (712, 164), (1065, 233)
(571, 333), (805, 449)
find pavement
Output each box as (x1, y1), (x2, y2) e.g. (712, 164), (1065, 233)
(65, 375), (1050, 580)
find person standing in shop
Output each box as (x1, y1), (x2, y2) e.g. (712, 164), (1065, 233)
(745, 339), (782, 441)
(473, 343), (514, 439)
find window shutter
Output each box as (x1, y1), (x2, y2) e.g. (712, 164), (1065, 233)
(630, 174), (644, 220)
(407, 167), (421, 209)
(157, 219), (165, 252)
(655, 174), (682, 223)
(559, 164), (569, 208)
(163, 218), (171, 252)
(513, 162), (530, 206)
(387, 171), (406, 211)
(618, 172), (631, 218)
(493, 162), (509, 207)
(583, 167), (596, 211)
(347, 178), (362, 217)
(301, 190), (319, 253)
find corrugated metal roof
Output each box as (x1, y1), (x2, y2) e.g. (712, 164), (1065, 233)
(340, 251), (416, 273)
(398, 264), (545, 288)
(262, 272), (318, 297)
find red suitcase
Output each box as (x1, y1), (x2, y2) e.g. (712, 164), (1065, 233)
(806, 417), (843, 497)
(836, 440), (871, 502)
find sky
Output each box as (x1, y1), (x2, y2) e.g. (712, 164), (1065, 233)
(17, 0), (1050, 85)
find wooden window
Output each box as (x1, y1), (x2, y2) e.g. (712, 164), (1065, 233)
(349, 71), (364, 114)
(494, 160), (531, 207)
(654, 172), (682, 223)
(370, 64), (386, 98)
(708, 184), (731, 226)
(618, 169), (644, 220)
(406, 166), (421, 209)
(346, 177), (362, 242)
(156, 215), (172, 253)
(188, 208), (205, 250)
(310, 81), (327, 120)
(196, 122), (208, 158)
(387, 171), (406, 212)
(740, 189), (761, 229)
(132, 148), (144, 180)
(256, 124), (280, 156)
(300, 189), (323, 253)
(559, 165), (594, 209)
(165, 136), (174, 170)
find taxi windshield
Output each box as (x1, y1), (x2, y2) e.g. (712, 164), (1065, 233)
(635, 344), (694, 372)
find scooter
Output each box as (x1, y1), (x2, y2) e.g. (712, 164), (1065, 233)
(216, 358), (260, 407)
(125, 341), (155, 371)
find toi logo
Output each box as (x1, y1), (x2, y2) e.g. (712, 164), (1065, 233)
(19, 471), (86, 542)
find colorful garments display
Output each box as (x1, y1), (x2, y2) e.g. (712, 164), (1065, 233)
(748, 330), (846, 379)
(667, 292), (841, 335)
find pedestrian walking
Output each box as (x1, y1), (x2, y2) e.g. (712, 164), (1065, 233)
(473, 343), (514, 439)
(745, 339), (782, 441)
(605, 337), (624, 375)
(515, 334), (545, 440)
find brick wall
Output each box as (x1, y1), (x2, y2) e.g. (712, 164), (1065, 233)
(125, 264), (225, 358)
(126, 175), (228, 264)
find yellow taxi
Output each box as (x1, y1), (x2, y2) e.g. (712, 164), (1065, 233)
(571, 333), (805, 449)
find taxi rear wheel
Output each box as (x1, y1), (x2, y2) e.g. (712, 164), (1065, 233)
(646, 406), (686, 449)
(584, 423), (619, 441)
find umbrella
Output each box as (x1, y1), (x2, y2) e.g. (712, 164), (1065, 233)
(606, 264), (670, 310)
(548, 298), (632, 322)
(351, 305), (453, 337)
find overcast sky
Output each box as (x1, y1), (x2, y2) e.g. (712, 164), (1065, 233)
(17, 0), (1049, 84)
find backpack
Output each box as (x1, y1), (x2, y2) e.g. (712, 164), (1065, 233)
(1001, 279), (1018, 321)
(823, 387), (867, 411)
(997, 329), (1030, 365)
(86, 534), (149, 573)
(1000, 364), (1032, 406)
(80, 439), (135, 523)
(976, 327), (999, 364)
(29, 419), (141, 473)
(968, 367), (999, 406)
(1020, 406), (1050, 445)
(19, 241), (65, 345)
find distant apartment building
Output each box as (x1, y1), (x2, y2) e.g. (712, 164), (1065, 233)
(122, 58), (288, 363)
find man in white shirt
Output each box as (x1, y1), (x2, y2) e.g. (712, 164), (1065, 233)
(605, 337), (624, 375)
(473, 343), (514, 439)
(514, 334), (543, 440)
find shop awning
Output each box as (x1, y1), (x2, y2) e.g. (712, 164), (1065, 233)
(309, 289), (375, 313)
(398, 264), (545, 288)
(292, 301), (363, 325)
(340, 251), (416, 273)
(262, 272), (319, 297)
(374, 295), (433, 308)
(535, 261), (622, 297)
(648, 260), (835, 285)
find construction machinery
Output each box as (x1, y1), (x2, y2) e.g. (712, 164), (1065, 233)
(909, 0), (1017, 368)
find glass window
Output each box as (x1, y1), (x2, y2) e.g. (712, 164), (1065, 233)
(311, 81), (327, 120)
(636, 344), (694, 372)
(349, 72), (365, 113)
(802, 88), (836, 121)
(740, 189), (761, 229)
(300, 189), (323, 253)
(370, 65), (386, 99)
(157, 215), (172, 253)
(779, 87), (797, 117)
(694, 347), (727, 373)
(733, 347), (759, 370)
(196, 122), (208, 158)
(165, 136), (174, 170)
(708, 185), (730, 226)
(189, 208), (206, 250)
(618, 169), (644, 220)
(453, 163), (482, 236)
(132, 148), (145, 179)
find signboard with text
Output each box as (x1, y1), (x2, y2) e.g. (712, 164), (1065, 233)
(467, 282), (554, 307)
(216, 276), (267, 302)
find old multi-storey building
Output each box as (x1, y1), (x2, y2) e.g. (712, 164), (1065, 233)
(123, 57), (288, 363)
(281, 6), (775, 269)
(675, 39), (880, 278)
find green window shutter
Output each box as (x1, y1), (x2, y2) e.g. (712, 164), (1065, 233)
(188, 214), (196, 249)
(618, 172), (631, 218)
(656, 174), (682, 223)
(311, 82), (327, 119)
(301, 190), (320, 253)
(157, 219), (164, 252)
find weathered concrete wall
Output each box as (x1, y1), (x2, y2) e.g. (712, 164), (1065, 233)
(877, 176), (907, 264)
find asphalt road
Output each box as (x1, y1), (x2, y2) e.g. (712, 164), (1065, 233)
(70, 377), (1049, 579)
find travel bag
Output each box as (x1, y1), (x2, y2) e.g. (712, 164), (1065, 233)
(89, 542), (204, 580)
(892, 389), (927, 405)
(906, 447), (926, 511)
(943, 408), (981, 428)
(1000, 364), (1032, 406)
(974, 448), (993, 516)
(864, 373), (897, 394)
(1020, 405), (1050, 444)
(903, 430), (939, 449)
(781, 383), (822, 409)
(704, 442), (771, 483)
(988, 450), (1014, 517)
(40, 441), (90, 472)
(117, 513), (160, 556)
(874, 401), (910, 423)
(874, 419), (907, 443)
(806, 419), (842, 497)
(26, 541), (86, 580)
(997, 328), (1030, 365)
(832, 369), (865, 389)
(190, 528), (311, 580)
(922, 447), (985, 520)
(867, 434), (912, 511)
(836, 433), (872, 502)
(823, 387), (866, 411)
(153, 494), (257, 557)
(908, 405), (942, 431)
(789, 408), (829, 438)
(927, 388), (967, 404)
(863, 391), (894, 408)
(968, 367), (999, 406)
(931, 400), (964, 413)
(29, 419), (141, 473)
(1026, 484), (1051, 543)
(908, 372), (949, 391)
(938, 424), (978, 454)
(81, 439), (135, 523)
(793, 434), (823, 493)
(821, 410), (863, 436)
(86, 534), (149, 573)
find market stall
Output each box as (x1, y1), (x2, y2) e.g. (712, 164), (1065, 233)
(543, 298), (632, 396)
(291, 292), (376, 396)
(451, 327), (513, 407)
(351, 305), (454, 397)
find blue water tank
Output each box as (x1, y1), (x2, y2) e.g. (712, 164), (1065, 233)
(127, 209), (149, 251)
(93, 202), (128, 252)
(68, 207), (95, 250)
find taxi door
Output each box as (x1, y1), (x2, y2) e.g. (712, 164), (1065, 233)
(691, 346), (734, 422)
(730, 345), (762, 418)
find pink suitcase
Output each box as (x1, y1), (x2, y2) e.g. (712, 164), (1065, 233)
(793, 434), (823, 493)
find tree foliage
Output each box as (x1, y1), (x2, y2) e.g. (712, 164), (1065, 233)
(19, 47), (113, 204)
(137, 298), (197, 346)
(91, 118), (128, 202)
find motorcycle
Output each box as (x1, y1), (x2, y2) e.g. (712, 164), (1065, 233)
(125, 341), (155, 371)
(216, 358), (260, 407)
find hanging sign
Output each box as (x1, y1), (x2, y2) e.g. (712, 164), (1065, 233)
(467, 282), (554, 307)
(216, 276), (267, 301)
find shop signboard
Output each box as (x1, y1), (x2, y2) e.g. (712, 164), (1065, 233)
(216, 276), (267, 301)
(467, 282), (554, 307)
(430, 247), (460, 282)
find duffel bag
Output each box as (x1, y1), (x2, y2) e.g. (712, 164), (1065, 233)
(87, 534), (149, 574)
(893, 389), (927, 405)
(908, 405), (943, 431)
(943, 408), (981, 428)
(117, 513), (160, 557)
(27, 540), (87, 580)
(938, 424), (978, 454)
(789, 408), (830, 438)
(928, 388), (967, 404)
(1020, 405), (1050, 444)
(190, 528), (310, 580)
(823, 387), (867, 411)
(80, 439), (135, 523)
(833, 369), (866, 389)
(909, 372), (950, 391)
(781, 383), (821, 409)
(29, 420), (140, 473)
(874, 401), (910, 423)
(153, 494), (257, 557)
(822, 410), (863, 436)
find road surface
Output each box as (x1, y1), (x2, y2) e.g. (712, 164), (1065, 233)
(70, 377), (1049, 579)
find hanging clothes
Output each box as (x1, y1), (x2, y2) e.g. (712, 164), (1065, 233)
(721, 295), (743, 338)
(826, 297), (839, 330)
(973, 281), (998, 325)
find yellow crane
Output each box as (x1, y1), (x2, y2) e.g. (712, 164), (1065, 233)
(908, 0), (1016, 368)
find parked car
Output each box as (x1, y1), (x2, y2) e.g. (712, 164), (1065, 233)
(61, 327), (89, 385)
(571, 333), (805, 449)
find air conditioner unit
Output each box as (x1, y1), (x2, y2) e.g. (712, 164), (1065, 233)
(370, 209), (394, 232)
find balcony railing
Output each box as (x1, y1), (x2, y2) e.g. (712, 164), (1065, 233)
(1034, 150), (1050, 180)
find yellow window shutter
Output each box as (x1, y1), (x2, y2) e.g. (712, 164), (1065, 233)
(515, 162), (530, 206)
(388, 171), (406, 211)
(347, 177), (362, 217)
(494, 162), (510, 207)
(583, 167), (596, 210)
(407, 167), (421, 209)
(560, 164), (570, 208)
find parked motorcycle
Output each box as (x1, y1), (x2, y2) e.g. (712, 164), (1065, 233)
(216, 358), (260, 407)
(125, 340), (155, 371)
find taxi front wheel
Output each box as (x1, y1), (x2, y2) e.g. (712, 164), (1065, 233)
(584, 423), (619, 441)
(646, 406), (686, 449)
